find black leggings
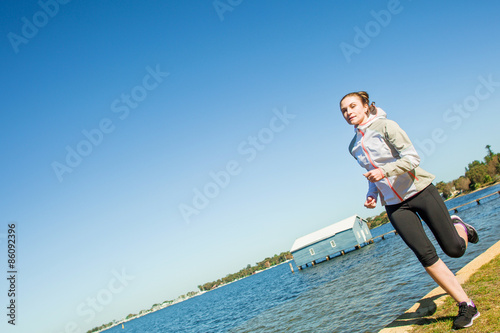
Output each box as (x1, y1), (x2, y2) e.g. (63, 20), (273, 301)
(385, 184), (466, 267)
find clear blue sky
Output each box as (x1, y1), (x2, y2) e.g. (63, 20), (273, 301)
(1, 1), (499, 332)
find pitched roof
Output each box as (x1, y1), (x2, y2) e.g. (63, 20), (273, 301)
(290, 215), (360, 252)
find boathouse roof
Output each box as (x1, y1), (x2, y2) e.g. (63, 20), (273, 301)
(290, 215), (361, 252)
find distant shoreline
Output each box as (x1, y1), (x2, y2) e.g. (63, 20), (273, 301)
(95, 260), (292, 333)
(445, 180), (500, 202)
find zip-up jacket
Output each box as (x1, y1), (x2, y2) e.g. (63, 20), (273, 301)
(349, 107), (435, 206)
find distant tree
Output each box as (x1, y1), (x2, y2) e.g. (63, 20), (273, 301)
(365, 211), (389, 228)
(485, 144), (494, 162)
(486, 154), (500, 177)
(484, 174), (493, 183)
(454, 176), (471, 192)
(435, 181), (453, 199)
(465, 160), (488, 188)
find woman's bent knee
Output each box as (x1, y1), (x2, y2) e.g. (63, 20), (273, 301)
(443, 246), (466, 258)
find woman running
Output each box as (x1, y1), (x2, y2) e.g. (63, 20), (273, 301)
(340, 91), (480, 330)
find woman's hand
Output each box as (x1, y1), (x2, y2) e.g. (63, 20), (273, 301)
(364, 196), (377, 209)
(363, 168), (385, 183)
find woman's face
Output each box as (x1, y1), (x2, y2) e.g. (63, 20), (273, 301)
(340, 95), (369, 126)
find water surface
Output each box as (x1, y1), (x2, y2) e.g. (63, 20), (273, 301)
(105, 184), (500, 332)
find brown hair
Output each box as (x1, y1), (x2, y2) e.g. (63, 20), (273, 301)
(340, 91), (376, 114)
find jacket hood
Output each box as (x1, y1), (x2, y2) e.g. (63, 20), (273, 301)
(356, 106), (387, 131)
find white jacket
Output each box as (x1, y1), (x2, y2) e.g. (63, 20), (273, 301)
(349, 107), (435, 206)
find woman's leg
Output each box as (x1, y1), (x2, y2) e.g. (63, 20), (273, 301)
(385, 192), (469, 303)
(386, 201), (440, 267)
(413, 184), (467, 258)
(425, 259), (468, 303)
(454, 224), (468, 247)
(396, 185), (470, 302)
(386, 185), (478, 329)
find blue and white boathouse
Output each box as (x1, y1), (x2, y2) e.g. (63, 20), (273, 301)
(290, 215), (372, 270)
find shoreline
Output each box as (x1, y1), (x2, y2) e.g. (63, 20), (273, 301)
(444, 180), (500, 202)
(96, 260), (292, 333)
(379, 240), (500, 332)
(95, 290), (209, 333)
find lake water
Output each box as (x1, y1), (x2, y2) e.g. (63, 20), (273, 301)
(104, 184), (500, 333)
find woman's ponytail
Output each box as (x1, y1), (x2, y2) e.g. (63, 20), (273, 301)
(356, 91), (376, 114)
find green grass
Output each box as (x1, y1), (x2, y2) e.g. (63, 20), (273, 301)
(411, 254), (500, 333)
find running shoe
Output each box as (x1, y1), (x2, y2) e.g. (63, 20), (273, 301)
(451, 215), (479, 244)
(453, 301), (480, 329)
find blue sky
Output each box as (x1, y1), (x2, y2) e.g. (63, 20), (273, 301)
(1, 1), (500, 332)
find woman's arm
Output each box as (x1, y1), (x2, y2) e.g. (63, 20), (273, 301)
(365, 180), (378, 208)
(379, 120), (421, 177)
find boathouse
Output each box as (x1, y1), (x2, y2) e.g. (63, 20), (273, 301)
(290, 215), (372, 270)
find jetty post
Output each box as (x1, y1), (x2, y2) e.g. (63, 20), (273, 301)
(449, 190), (500, 213)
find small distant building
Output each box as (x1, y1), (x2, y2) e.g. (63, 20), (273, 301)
(290, 215), (372, 270)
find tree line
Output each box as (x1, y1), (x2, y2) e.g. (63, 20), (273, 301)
(365, 211), (390, 229)
(86, 322), (114, 333)
(197, 251), (292, 292)
(435, 145), (499, 199)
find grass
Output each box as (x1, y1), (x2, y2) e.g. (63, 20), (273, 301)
(411, 254), (500, 333)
